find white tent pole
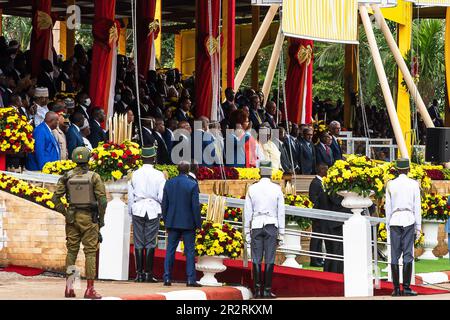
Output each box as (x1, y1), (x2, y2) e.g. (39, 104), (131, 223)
(261, 26), (284, 105)
(234, 4), (279, 92)
(360, 5), (409, 158)
(372, 4), (434, 129)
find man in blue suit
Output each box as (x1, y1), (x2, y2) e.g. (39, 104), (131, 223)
(26, 112), (60, 171)
(315, 133), (334, 167)
(298, 127), (316, 175)
(162, 161), (202, 287)
(66, 112), (86, 157)
(329, 121), (343, 161)
(192, 117), (216, 166)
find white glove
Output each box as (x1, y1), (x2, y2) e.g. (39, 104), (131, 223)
(416, 229), (422, 240)
(277, 234), (285, 247)
(246, 233), (251, 243)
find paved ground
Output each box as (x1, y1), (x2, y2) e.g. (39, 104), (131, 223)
(1, 272), (449, 300)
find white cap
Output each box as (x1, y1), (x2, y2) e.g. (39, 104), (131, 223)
(34, 87), (49, 98)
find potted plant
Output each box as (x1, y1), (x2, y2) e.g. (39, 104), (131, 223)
(420, 193), (450, 260)
(195, 220), (244, 286)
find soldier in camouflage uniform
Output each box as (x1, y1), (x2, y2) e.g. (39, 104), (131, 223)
(53, 146), (107, 299)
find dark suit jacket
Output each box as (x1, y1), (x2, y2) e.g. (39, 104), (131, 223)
(142, 127), (156, 147)
(249, 109), (264, 130)
(74, 105), (90, 121)
(88, 119), (107, 148)
(330, 136), (343, 162)
(298, 138), (316, 175)
(162, 175), (201, 230)
(56, 72), (74, 93)
(66, 124), (85, 157)
(191, 130), (216, 166)
(309, 177), (326, 210)
(283, 136), (300, 173)
(175, 109), (191, 123)
(37, 72), (57, 99)
(153, 131), (171, 165)
(265, 113), (277, 129)
(315, 143), (334, 167)
(114, 101), (128, 115)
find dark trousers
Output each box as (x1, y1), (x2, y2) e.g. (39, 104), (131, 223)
(132, 214), (159, 250)
(309, 219), (325, 265)
(251, 224), (278, 264)
(323, 224), (343, 274)
(164, 228), (196, 283)
(390, 224), (415, 265)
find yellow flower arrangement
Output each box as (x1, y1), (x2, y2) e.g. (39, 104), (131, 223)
(42, 160), (77, 175)
(235, 168), (283, 181)
(0, 173), (66, 211)
(196, 220), (244, 258)
(323, 155), (385, 198)
(421, 193), (450, 221)
(0, 108), (34, 154)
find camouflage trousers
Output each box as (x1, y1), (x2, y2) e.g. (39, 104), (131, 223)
(65, 212), (99, 280)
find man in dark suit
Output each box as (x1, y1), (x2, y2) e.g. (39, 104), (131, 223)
(153, 118), (171, 164)
(192, 117), (216, 166)
(308, 163), (328, 268)
(141, 117), (157, 147)
(37, 59), (57, 99)
(88, 108), (107, 148)
(298, 127), (316, 175)
(74, 92), (91, 121)
(428, 99), (444, 127)
(66, 112), (86, 157)
(329, 121), (343, 161)
(264, 101), (278, 129)
(162, 162), (202, 287)
(56, 60), (75, 93)
(175, 97), (193, 123)
(315, 133), (334, 167)
(248, 95), (264, 130)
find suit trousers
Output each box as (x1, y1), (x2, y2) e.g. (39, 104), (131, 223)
(309, 219), (325, 265)
(132, 214), (159, 250)
(251, 224), (278, 264)
(390, 224), (415, 265)
(323, 224), (343, 274)
(164, 228), (196, 283)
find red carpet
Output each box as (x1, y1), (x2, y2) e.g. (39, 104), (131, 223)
(129, 248), (448, 297)
(0, 265), (45, 277)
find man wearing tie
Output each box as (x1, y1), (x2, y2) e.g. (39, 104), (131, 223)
(26, 112), (61, 171)
(315, 133), (334, 167)
(298, 127), (316, 175)
(88, 108), (108, 149)
(153, 118), (171, 165)
(329, 121), (343, 161)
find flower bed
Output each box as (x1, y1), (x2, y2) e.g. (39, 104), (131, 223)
(421, 193), (450, 221)
(0, 173), (66, 210)
(0, 107), (34, 153)
(42, 160), (77, 175)
(195, 221), (244, 258)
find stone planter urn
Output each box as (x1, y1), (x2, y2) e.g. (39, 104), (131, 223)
(281, 221), (303, 269)
(420, 219), (444, 260)
(338, 191), (374, 214)
(195, 255), (227, 286)
(105, 179), (128, 200)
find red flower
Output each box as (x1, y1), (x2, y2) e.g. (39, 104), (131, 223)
(118, 162), (124, 168)
(103, 144), (110, 149)
(111, 152), (117, 158)
(213, 232), (218, 237)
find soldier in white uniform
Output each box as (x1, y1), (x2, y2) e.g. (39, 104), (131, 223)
(385, 158), (421, 297)
(128, 146), (166, 283)
(244, 161), (285, 299)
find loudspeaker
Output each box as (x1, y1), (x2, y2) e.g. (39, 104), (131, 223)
(425, 128), (450, 163)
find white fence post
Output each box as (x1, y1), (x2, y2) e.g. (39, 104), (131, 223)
(343, 213), (374, 297)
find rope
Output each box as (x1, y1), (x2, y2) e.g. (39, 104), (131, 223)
(131, 0), (144, 145)
(356, 43), (371, 139)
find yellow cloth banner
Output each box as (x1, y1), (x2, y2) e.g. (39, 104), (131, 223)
(282, 0), (359, 44)
(405, 0), (450, 6)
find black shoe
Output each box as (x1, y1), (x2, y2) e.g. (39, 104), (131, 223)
(252, 263), (263, 299)
(391, 264), (401, 296)
(262, 264), (277, 299)
(402, 262), (418, 296)
(163, 280), (172, 287)
(144, 248), (158, 283)
(134, 248), (145, 282)
(187, 282), (202, 287)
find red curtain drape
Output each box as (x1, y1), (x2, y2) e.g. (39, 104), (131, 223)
(89, 0), (117, 121)
(285, 38), (314, 125)
(137, 0), (159, 79)
(226, 0), (236, 90)
(195, 0), (220, 119)
(30, 0), (52, 78)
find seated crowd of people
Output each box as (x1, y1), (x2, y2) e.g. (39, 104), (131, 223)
(0, 37), (355, 174)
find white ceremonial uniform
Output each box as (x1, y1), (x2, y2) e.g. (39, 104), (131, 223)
(128, 164), (166, 219)
(385, 174), (421, 231)
(244, 177), (285, 265)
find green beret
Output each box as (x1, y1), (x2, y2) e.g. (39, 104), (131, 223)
(395, 158), (410, 170)
(142, 146), (157, 158)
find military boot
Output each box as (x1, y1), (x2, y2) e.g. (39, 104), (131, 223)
(252, 263), (262, 299)
(402, 262), (418, 296)
(391, 264), (402, 297)
(134, 248), (145, 282)
(262, 264), (277, 299)
(64, 278), (76, 298)
(84, 280), (102, 299)
(144, 248), (158, 283)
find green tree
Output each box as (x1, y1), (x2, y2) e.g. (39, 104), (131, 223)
(2, 16), (32, 50)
